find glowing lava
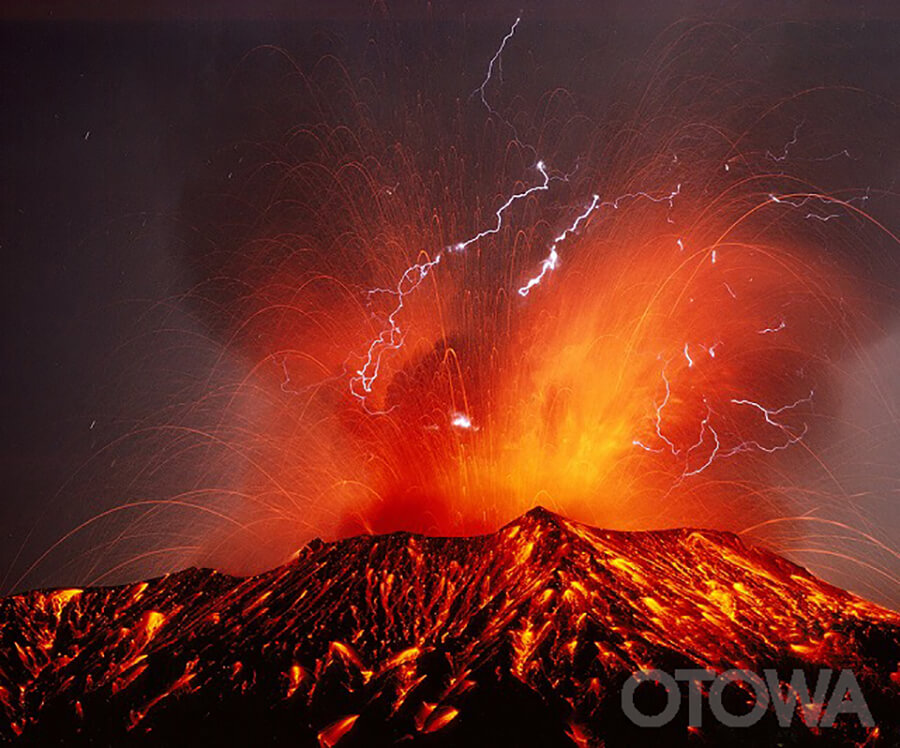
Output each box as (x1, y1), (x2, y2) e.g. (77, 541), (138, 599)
(1, 509), (896, 745)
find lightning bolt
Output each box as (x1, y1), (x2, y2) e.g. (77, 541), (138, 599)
(757, 319), (786, 335)
(349, 16), (680, 413)
(350, 160), (555, 405)
(728, 391), (814, 449)
(518, 183), (682, 296)
(767, 191), (870, 223)
(682, 406), (721, 478)
(635, 358), (815, 478)
(350, 18), (559, 407)
(766, 121), (803, 163)
(517, 194), (600, 297)
(475, 16), (528, 149)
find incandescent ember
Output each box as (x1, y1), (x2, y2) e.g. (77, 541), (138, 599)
(1, 507), (898, 746)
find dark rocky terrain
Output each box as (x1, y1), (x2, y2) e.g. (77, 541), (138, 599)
(1, 507), (897, 746)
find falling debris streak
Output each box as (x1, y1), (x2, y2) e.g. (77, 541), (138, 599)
(0, 509), (896, 744)
(349, 18), (683, 406)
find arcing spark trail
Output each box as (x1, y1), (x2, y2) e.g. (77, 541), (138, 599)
(349, 16), (825, 490)
(351, 18), (684, 408)
(350, 17), (554, 406)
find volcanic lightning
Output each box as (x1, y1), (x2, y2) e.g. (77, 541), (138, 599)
(350, 15), (555, 406)
(349, 158), (555, 407)
(352, 17), (688, 409)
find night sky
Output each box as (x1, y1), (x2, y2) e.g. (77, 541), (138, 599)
(2, 1), (899, 603)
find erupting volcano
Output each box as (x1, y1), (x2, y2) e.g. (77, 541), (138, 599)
(3, 4), (900, 746)
(2, 508), (898, 745)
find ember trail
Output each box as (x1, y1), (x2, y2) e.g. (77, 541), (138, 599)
(320, 15), (870, 547)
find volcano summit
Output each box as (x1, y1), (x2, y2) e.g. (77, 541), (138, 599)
(1, 508), (897, 746)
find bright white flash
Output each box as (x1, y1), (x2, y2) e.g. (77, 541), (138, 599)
(518, 194), (600, 296)
(451, 412), (476, 430)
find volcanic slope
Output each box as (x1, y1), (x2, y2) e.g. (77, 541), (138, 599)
(1, 507), (898, 746)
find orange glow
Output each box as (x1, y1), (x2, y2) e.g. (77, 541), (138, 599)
(421, 705), (459, 733)
(317, 715), (359, 748)
(2, 509), (895, 743)
(142, 611), (166, 641)
(286, 663), (306, 698)
(25, 19), (893, 610)
(331, 222), (854, 538)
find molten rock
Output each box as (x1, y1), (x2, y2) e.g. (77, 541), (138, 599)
(1, 508), (898, 745)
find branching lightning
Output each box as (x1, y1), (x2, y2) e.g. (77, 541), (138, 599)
(728, 390), (815, 453)
(348, 17), (835, 503)
(634, 355), (816, 478)
(518, 183), (682, 295)
(350, 17), (560, 406)
(349, 17), (689, 406)
(767, 191), (870, 223)
(475, 16), (527, 149)
(766, 121), (803, 162)
(517, 194), (600, 296)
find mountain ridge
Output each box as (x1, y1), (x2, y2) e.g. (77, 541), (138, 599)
(1, 507), (897, 746)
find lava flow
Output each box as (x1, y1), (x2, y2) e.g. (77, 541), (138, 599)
(1, 509), (897, 746)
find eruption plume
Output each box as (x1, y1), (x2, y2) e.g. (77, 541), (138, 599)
(8, 14), (899, 613)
